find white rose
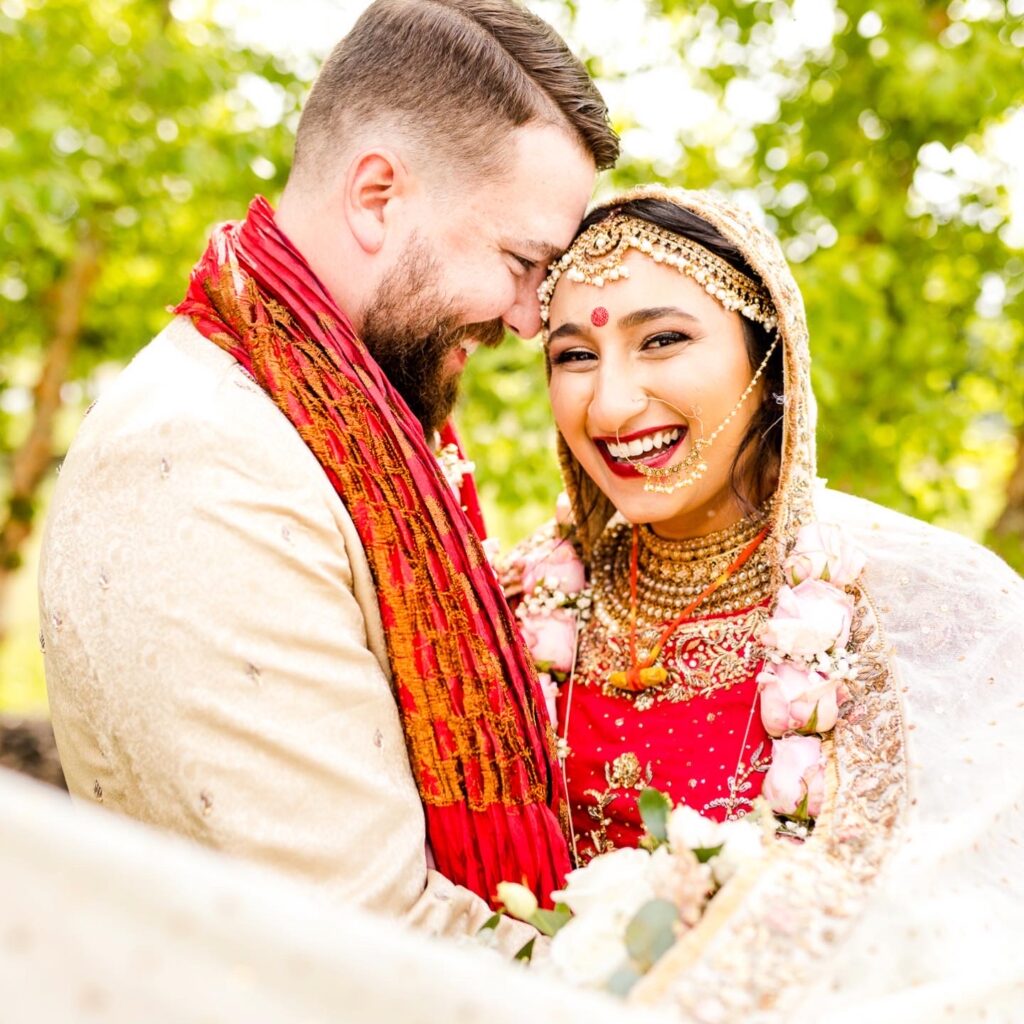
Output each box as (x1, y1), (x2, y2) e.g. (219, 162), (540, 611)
(547, 906), (628, 988)
(761, 579), (854, 660)
(783, 522), (866, 587)
(551, 846), (655, 922)
(647, 844), (712, 927)
(710, 818), (765, 886)
(667, 804), (724, 853)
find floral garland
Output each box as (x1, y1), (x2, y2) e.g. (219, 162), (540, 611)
(759, 520), (866, 830)
(510, 494), (592, 725)
(493, 507), (869, 992)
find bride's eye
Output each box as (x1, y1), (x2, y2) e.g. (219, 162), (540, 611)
(550, 346), (596, 366)
(643, 331), (691, 351)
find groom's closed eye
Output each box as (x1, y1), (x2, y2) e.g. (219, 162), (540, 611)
(504, 238), (563, 267)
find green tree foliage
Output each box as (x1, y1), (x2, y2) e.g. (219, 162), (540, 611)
(466, 0), (1024, 566)
(1, 0), (1022, 709)
(0, 0), (302, 586)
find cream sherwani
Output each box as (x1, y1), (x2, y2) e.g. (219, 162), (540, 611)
(39, 316), (533, 951)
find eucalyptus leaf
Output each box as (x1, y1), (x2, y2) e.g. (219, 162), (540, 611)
(637, 787), (672, 844)
(529, 906), (573, 938)
(606, 961), (644, 998)
(624, 898), (679, 972)
(693, 843), (725, 864)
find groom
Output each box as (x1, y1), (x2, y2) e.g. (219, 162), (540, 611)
(39, 0), (616, 951)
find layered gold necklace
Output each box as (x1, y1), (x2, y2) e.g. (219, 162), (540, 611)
(580, 507), (775, 706)
(593, 510), (773, 626)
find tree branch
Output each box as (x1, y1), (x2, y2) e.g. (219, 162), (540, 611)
(0, 227), (101, 593)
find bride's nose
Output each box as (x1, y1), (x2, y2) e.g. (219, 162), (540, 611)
(587, 363), (650, 436)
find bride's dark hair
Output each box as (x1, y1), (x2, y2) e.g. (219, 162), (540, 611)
(552, 197), (784, 555)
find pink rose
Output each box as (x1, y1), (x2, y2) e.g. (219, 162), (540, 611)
(758, 662), (841, 737)
(520, 609), (577, 673)
(783, 522), (866, 587)
(763, 735), (826, 819)
(761, 579), (854, 659)
(522, 539), (586, 597)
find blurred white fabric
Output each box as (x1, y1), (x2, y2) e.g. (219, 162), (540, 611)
(0, 767), (677, 1024)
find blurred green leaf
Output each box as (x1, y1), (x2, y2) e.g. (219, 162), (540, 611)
(624, 898), (679, 972)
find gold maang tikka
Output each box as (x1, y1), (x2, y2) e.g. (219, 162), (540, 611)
(539, 214), (781, 496)
(538, 214), (779, 332)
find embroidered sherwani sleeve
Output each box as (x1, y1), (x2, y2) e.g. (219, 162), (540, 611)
(40, 326), (534, 955)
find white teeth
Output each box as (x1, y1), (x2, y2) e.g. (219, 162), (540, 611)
(605, 427), (683, 460)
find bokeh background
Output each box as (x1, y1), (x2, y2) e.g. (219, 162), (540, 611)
(2, 0), (1023, 715)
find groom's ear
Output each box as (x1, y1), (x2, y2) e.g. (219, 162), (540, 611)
(343, 148), (409, 255)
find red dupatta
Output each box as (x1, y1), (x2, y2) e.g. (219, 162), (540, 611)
(176, 197), (570, 906)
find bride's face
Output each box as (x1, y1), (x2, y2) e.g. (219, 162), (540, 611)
(547, 249), (764, 538)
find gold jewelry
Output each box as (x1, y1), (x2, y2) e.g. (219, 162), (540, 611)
(632, 333), (781, 495)
(539, 214), (779, 333)
(592, 510), (774, 631)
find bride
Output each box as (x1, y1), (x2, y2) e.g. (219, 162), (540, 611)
(514, 185), (1024, 1020)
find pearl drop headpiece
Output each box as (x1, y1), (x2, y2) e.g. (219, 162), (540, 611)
(538, 214), (779, 334)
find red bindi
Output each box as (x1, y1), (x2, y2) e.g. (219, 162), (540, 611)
(591, 306), (610, 327)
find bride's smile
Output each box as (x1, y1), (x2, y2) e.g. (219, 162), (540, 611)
(595, 423), (688, 475)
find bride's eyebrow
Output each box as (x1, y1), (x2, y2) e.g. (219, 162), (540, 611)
(547, 321), (586, 343)
(619, 306), (701, 329)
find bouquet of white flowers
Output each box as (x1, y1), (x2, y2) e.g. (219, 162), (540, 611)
(488, 790), (772, 995)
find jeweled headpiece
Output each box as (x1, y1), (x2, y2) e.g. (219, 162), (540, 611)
(538, 214), (779, 334)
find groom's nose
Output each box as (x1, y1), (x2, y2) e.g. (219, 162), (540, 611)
(501, 275), (544, 339)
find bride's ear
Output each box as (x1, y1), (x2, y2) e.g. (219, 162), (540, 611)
(343, 148), (409, 255)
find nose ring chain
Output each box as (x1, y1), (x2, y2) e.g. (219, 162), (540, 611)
(632, 333), (780, 495)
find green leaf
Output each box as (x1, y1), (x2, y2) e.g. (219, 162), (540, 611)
(802, 704), (820, 734)
(606, 961), (644, 997)
(624, 898), (679, 972)
(478, 912), (503, 933)
(693, 843), (725, 864)
(637, 787), (672, 844)
(514, 937), (536, 962)
(529, 906), (573, 937)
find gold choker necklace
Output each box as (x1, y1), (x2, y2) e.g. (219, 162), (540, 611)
(592, 511), (774, 632)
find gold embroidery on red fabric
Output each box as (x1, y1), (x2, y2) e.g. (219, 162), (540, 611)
(577, 606), (768, 712)
(579, 753), (653, 863)
(203, 270), (553, 814)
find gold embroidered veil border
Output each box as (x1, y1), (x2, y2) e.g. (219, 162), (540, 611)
(552, 186), (909, 1021)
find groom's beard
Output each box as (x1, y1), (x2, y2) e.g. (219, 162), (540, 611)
(362, 239), (504, 437)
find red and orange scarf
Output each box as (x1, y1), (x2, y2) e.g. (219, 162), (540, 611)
(177, 197), (569, 905)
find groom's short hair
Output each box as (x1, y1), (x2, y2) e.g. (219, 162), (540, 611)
(290, 0), (618, 188)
